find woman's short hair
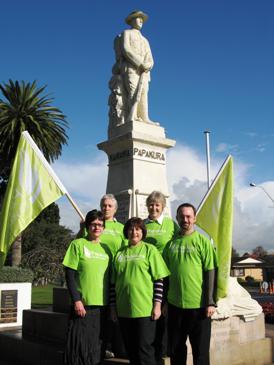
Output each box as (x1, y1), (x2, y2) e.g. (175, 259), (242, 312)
(85, 209), (104, 230)
(100, 194), (118, 210)
(146, 191), (166, 208)
(123, 217), (147, 239)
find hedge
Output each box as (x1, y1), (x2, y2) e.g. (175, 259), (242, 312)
(0, 266), (34, 283)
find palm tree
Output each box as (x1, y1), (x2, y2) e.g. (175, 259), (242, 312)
(0, 80), (69, 266)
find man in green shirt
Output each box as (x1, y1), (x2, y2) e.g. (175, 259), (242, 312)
(164, 203), (217, 365)
(77, 194), (126, 256)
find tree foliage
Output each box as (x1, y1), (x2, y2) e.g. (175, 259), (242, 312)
(0, 80), (69, 266)
(232, 246), (240, 257)
(36, 202), (60, 225)
(252, 245), (268, 258)
(0, 80), (68, 167)
(0, 80), (68, 203)
(21, 219), (74, 284)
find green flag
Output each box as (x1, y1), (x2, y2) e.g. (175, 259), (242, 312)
(0, 131), (67, 266)
(196, 155), (233, 299)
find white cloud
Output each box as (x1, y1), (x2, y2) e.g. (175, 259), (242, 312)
(215, 142), (238, 153)
(245, 132), (257, 138)
(53, 154), (108, 232)
(216, 143), (228, 152)
(256, 143), (266, 152)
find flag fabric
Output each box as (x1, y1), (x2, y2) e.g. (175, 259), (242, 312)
(196, 155), (233, 299)
(0, 131), (67, 266)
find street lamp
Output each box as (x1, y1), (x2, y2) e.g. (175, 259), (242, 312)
(249, 182), (274, 204)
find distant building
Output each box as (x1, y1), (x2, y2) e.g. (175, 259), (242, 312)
(231, 255), (274, 282)
(231, 257), (263, 280)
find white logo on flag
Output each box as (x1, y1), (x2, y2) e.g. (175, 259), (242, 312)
(17, 150), (42, 204)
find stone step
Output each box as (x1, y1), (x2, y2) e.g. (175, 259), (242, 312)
(103, 359), (129, 365)
(103, 358), (168, 365)
(22, 309), (69, 344)
(0, 329), (64, 365)
(52, 287), (71, 313)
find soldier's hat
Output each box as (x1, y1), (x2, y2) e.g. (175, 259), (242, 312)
(125, 10), (148, 25)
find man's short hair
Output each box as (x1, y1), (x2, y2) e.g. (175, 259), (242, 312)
(176, 203), (197, 216)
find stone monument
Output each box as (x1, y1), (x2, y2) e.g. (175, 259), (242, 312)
(98, 10), (175, 222)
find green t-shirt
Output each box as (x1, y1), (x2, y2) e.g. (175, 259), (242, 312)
(144, 216), (180, 254)
(63, 238), (111, 306)
(163, 231), (218, 309)
(100, 220), (127, 256)
(112, 241), (170, 318)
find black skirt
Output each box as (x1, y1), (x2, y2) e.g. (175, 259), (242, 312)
(64, 306), (105, 365)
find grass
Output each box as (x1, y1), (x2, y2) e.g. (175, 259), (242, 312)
(31, 284), (57, 308)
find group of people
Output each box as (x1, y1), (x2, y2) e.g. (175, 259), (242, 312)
(62, 191), (218, 365)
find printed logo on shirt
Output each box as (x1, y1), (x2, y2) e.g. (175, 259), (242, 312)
(117, 253), (145, 262)
(103, 229), (119, 237)
(170, 243), (196, 254)
(147, 229), (166, 235)
(84, 246), (109, 260)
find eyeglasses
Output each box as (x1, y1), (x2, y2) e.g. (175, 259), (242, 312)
(89, 223), (104, 228)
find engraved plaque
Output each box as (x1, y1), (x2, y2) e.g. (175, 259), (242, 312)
(136, 194), (148, 219)
(0, 290), (18, 323)
(116, 193), (131, 224)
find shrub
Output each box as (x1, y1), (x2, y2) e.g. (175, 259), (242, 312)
(0, 266), (34, 283)
(245, 275), (255, 283)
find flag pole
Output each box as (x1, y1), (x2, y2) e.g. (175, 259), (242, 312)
(204, 131), (211, 189)
(65, 193), (85, 221)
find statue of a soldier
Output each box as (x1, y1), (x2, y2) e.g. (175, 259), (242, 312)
(108, 10), (154, 134)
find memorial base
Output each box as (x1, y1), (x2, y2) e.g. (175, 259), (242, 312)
(0, 289), (272, 365)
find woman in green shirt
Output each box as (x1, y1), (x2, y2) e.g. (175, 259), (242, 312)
(144, 191), (179, 362)
(111, 217), (170, 365)
(63, 210), (111, 365)
(76, 194), (126, 359)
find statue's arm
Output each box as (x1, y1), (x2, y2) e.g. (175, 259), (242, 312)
(121, 30), (143, 68)
(143, 39), (154, 71)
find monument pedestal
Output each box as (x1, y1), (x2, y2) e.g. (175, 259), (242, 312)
(98, 121), (175, 222)
(0, 288), (272, 365)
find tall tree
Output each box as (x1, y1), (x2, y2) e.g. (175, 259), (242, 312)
(232, 246), (240, 258)
(252, 245), (268, 258)
(22, 220), (73, 285)
(0, 80), (68, 266)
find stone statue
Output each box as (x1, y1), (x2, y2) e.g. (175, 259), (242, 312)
(108, 10), (154, 135)
(213, 277), (262, 321)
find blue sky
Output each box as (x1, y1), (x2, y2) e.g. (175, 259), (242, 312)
(1, 0), (274, 252)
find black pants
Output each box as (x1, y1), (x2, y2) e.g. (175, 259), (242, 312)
(64, 306), (106, 365)
(119, 317), (157, 365)
(168, 304), (211, 365)
(104, 318), (127, 358)
(154, 314), (168, 361)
